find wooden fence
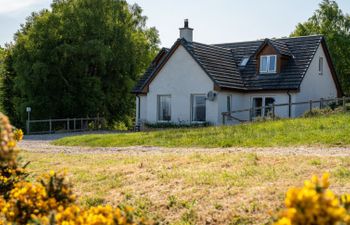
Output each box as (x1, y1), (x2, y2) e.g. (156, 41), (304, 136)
(222, 96), (350, 125)
(26, 117), (104, 135)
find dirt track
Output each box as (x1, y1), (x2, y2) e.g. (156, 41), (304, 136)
(18, 133), (350, 157)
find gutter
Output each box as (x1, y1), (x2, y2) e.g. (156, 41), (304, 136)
(287, 90), (292, 118)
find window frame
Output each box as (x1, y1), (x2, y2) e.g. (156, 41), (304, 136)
(157, 95), (171, 122)
(191, 94), (207, 123)
(319, 57), (324, 75)
(260, 55), (277, 74)
(227, 95), (232, 113)
(251, 96), (276, 118)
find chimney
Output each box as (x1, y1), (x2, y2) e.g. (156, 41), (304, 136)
(179, 19), (193, 42)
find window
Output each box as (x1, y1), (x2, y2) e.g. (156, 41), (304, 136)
(252, 98), (263, 117)
(240, 57), (250, 67)
(319, 57), (324, 75)
(227, 96), (232, 112)
(158, 95), (171, 121)
(260, 55), (277, 73)
(192, 95), (206, 122)
(252, 97), (275, 117)
(264, 97), (275, 116)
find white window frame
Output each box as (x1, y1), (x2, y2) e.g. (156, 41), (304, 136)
(251, 96), (276, 117)
(191, 94), (206, 122)
(319, 57), (324, 75)
(157, 95), (171, 122)
(260, 55), (277, 74)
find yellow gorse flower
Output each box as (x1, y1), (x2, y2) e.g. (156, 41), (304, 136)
(0, 112), (149, 225)
(274, 173), (350, 225)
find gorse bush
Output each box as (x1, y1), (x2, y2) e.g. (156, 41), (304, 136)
(274, 173), (350, 225)
(0, 113), (148, 225)
(0, 115), (27, 198)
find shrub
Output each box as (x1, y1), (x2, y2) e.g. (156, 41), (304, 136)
(274, 173), (350, 225)
(0, 113), (149, 225)
(145, 122), (210, 129)
(303, 107), (344, 118)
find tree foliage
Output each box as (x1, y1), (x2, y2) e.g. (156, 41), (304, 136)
(1, 0), (159, 127)
(291, 0), (350, 95)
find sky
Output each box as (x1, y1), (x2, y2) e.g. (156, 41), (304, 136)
(0, 0), (349, 48)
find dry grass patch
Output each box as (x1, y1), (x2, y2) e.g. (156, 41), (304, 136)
(22, 151), (350, 224)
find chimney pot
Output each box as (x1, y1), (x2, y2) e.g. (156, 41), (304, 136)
(179, 19), (193, 42)
(184, 19), (189, 28)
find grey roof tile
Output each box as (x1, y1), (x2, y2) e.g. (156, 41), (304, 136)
(133, 35), (324, 93)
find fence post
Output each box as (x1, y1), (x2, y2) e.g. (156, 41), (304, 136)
(343, 96), (347, 112)
(73, 118), (76, 131)
(67, 118), (69, 131)
(49, 119), (52, 134)
(272, 104), (275, 120)
(249, 108), (253, 122)
(222, 113), (226, 125)
(320, 98), (324, 109)
(81, 118), (83, 131)
(309, 100), (313, 112)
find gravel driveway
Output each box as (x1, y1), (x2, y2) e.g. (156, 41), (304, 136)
(18, 132), (350, 157)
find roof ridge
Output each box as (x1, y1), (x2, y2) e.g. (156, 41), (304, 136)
(212, 35), (324, 47)
(191, 40), (232, 51)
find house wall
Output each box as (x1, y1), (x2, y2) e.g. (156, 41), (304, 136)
(135, 95), (147, 124)
(146, 45), (218, 124)
(217, 92), (295, 125)
(294, 44), (338, 116)
(137, 43), (339, 126)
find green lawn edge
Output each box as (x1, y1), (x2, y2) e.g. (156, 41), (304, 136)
(52, 113), (350, 148)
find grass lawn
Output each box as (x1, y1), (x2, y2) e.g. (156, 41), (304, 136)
(22, 151), (350, 224)
(53, 113), (350, 148)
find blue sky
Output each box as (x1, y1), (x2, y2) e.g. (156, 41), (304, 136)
(0, 0), (349, 47)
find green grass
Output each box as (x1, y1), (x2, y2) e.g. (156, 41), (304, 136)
(21, 151), (350, 224)
(53, 113), (350, 148)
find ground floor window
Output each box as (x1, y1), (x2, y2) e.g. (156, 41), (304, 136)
(252, 97), (275, 117)
(227, 95), (232, 112)
(192, 94), (206, 122)
(158, 95), (171, 121)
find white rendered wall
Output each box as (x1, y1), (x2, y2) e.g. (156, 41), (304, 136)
(294, 44), (338, 116)
(146, 45), (218, 125)
(217, 92), (294, 124)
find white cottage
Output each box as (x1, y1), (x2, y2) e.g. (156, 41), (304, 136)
(132, 20), (342, 126)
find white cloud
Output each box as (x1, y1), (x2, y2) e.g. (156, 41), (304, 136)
(0, 0), (48, 14)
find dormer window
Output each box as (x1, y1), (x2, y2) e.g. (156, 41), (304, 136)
(260, 55), (277, 73)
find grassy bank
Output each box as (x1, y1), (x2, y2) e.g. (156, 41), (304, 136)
(53, 113), (350, 148)
(22, 151), (350, 224)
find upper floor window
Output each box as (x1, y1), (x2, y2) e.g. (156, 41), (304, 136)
(260, 55), (277, 74)
(319, 57), (324, 75)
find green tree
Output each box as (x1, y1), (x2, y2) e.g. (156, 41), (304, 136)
(2, 0), (159, 127)
(291, 0), (350, 94)
(1, 46), (21, 126)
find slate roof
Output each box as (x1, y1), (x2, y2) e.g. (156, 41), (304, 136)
(132, 48), (169, 93)
(132, 35), (341, 94)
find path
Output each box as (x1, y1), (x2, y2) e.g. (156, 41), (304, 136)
(17, 133), (350, 157)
